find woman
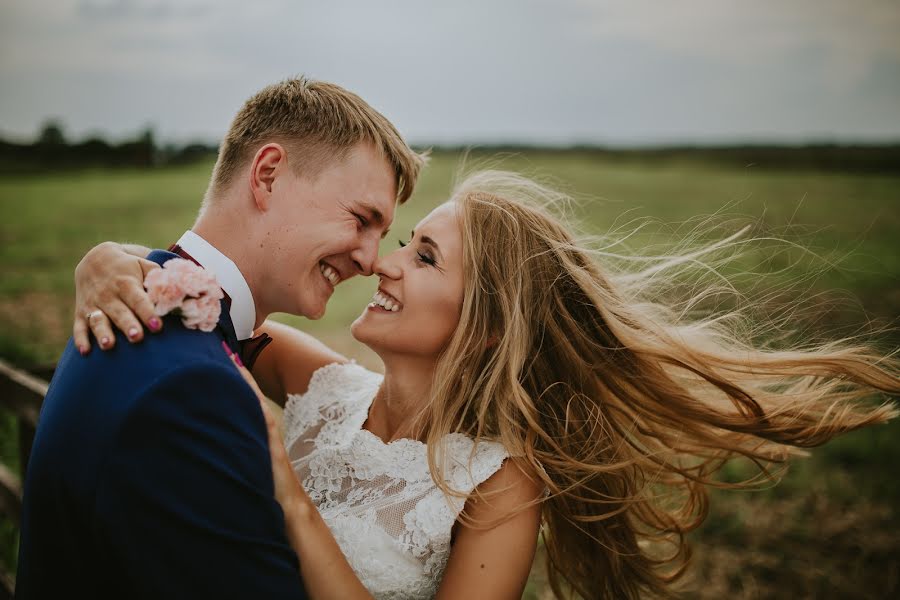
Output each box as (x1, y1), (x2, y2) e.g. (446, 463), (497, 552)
(73, 170), (899, 599)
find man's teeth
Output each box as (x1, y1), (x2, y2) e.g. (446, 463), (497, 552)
(319, 263), (340, 286)
(370, 291), (402, 312)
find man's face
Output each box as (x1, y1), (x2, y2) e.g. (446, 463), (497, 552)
(261, 141), (397, 319)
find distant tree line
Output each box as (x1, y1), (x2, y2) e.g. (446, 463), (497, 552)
(0, 120), (217, 173)
(446, 143), (900, 174)
(1, 120), (899, 174)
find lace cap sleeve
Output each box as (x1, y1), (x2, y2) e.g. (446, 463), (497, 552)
(282, 361), (382, 451)
(440, 434), (509, 513)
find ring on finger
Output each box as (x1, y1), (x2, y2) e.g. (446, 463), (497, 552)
(86, 309), (105, 322)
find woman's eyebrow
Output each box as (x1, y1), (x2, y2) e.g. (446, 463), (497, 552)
(410, 230), (444, 260)
(419, 235), (443, 260)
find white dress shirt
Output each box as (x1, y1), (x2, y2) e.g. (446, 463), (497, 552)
(174, 230), (256, 340)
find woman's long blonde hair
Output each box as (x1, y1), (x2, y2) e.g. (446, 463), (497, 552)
(419, 170), (899, 599)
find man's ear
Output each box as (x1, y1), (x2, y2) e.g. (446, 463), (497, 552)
(249, 143), (287, 211)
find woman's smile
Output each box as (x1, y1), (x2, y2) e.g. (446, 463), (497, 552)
(368, 287), (403, 312)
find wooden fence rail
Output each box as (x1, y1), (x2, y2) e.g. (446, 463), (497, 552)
(0, 357), (52, 600)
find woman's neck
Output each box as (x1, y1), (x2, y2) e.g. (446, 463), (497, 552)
(372, 354), (437, 443)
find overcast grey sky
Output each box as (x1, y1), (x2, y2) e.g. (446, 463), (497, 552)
(1, 0), (899, 146)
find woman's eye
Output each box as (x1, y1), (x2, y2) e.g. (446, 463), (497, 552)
(354, 213), (368, 228)
(417, 252), (436, 266)
(399, 240), (435, 266)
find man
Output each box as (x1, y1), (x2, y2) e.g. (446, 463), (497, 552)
(16, 77), (425, 598)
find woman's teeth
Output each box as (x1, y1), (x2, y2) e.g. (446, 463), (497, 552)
(319, 263), (340, 286)
(369, 291), (402, 312)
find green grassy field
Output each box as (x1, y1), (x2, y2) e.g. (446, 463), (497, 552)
(1, 151), (898, 597)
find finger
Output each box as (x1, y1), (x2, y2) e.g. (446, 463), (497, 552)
(138, 258), (160, 279)
(88, 310), (117, 351)
(221, 345), (284, 447)
(239, 360), (266, 401)
(103, 297), (148, 344)
(259, 400), (281, 441)
(258, 401), (281, 439)
(223, 344), (267, 401)
(113, 272), (162, 342)
(137, 260), (162, 333)
(73, 314), (91, 356)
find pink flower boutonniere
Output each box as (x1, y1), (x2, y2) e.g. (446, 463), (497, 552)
(144, 258), (224, 332)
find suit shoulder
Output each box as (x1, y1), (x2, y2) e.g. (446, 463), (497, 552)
(103, 359), (269, 479)
(131, 359), (259, 417)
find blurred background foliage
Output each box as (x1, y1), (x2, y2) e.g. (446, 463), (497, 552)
(1, 135), (898, 597)
(4, 1), (900, 596)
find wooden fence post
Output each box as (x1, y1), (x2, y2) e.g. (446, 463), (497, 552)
(0, 358), (50, 598)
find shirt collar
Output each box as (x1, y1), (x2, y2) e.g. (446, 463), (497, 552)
(175, 230), (256, 340)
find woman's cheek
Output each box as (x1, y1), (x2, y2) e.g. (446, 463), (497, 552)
(435, 295), (464, 347)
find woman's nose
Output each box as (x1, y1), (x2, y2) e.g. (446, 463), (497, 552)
(373, 251), (402, 280)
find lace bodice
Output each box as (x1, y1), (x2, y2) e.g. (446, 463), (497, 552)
(282, 362), (509, 600)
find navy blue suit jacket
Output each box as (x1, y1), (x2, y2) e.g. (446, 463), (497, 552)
(16, 250), (308, 599)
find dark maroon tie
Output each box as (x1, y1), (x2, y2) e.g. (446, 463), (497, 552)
(168, 243), (272, 370)
(237, 332), (273, 372)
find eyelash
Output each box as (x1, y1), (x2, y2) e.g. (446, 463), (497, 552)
(354, 213), (368, 228)
(399, 240), (436, 266)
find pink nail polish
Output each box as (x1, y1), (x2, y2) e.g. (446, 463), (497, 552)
(79, 345), (88, 356)
(234, 353), (244, 368)
(101, 337), (110, 347)
(221, 341), (233, 355)
(149, 317), (161, 331)
(128, 327), (139, 339)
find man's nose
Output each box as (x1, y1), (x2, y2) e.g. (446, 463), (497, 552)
(350, 237), (380, 276)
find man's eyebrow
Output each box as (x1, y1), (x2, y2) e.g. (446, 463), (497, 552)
(360, 204), (385, 226)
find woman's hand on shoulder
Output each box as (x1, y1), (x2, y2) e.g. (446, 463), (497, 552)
(73, 241), (159, 354)
(436, 458), (544, 600)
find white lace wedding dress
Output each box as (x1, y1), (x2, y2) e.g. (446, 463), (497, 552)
(282, 362), (510, 599)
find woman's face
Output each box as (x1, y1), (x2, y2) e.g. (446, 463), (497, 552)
(350, 202), (465, 359)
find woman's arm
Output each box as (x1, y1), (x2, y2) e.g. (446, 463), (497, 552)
(72, 241), (347, 406)
(249, 320), (347, 406)
(435, 459), (544, 599)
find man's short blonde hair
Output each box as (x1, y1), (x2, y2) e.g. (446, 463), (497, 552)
(207, 77), (426, 204)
